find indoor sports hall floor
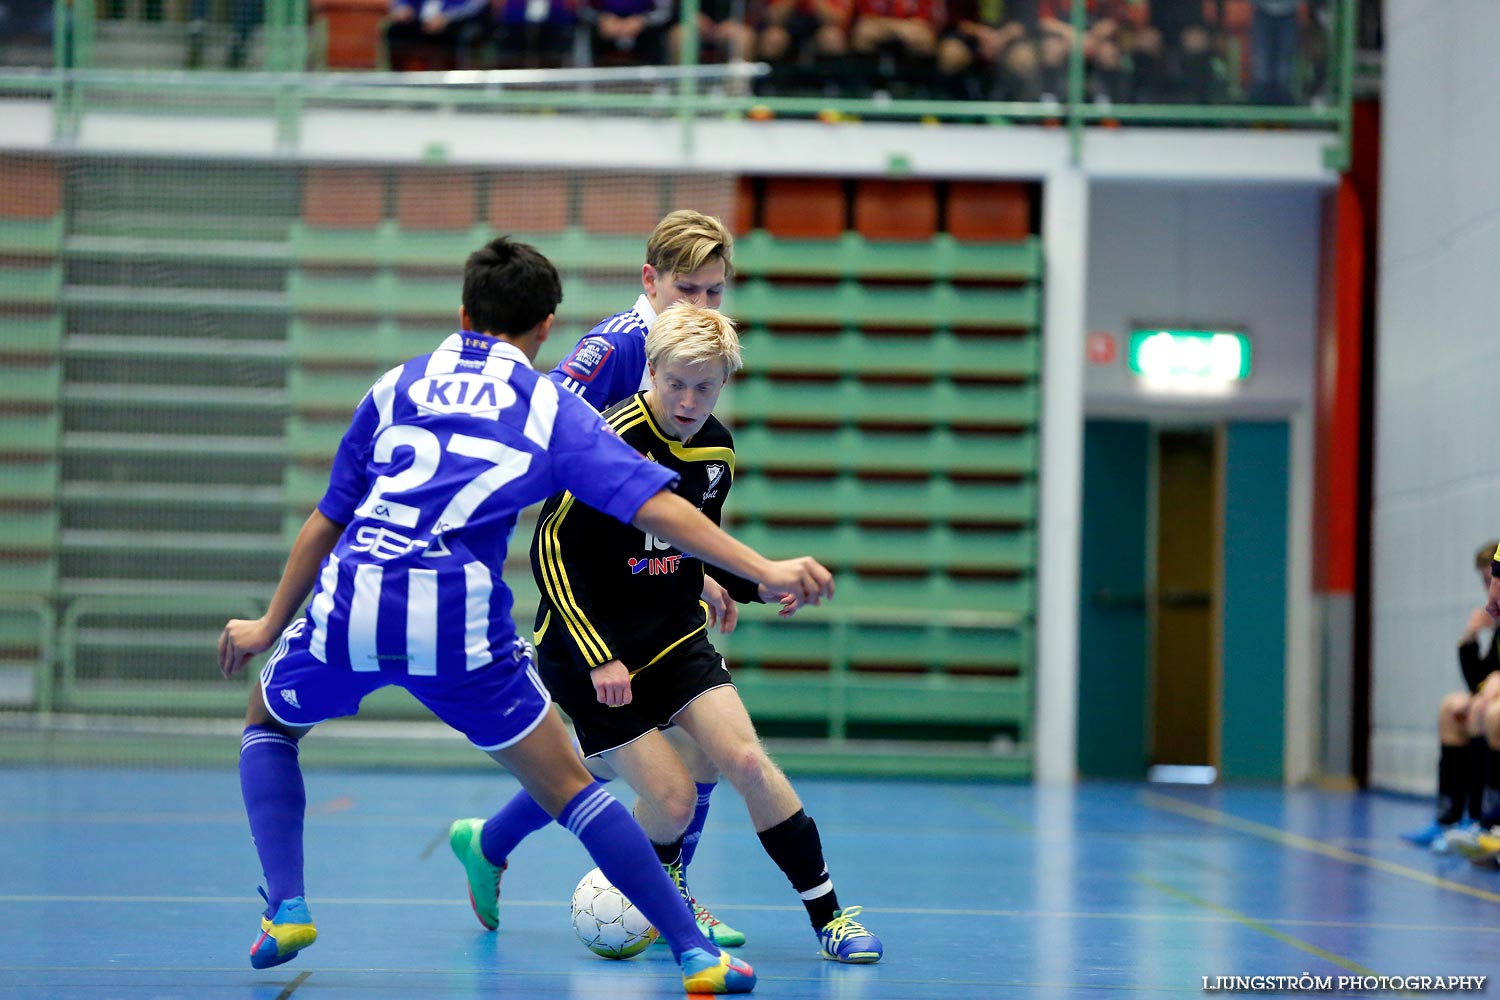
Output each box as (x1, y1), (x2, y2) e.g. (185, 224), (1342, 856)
(3, 767), (1498, 998)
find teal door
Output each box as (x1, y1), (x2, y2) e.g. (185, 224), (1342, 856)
(1077, 419), (1289, 781)
(1077, 420), (1151, 778)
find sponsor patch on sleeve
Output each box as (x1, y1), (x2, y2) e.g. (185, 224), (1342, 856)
(560, 337), (614, 383)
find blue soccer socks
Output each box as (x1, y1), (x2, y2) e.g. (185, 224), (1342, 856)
(480, 788), (552, 869)
(679, 781), (717, 867)
(239, 725), (306, 910)
(557, 782), (706, 961)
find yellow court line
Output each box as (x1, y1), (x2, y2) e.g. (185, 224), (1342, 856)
(1134, 874), (1390, 984)
(941, 787), (1033, 833)
(1143, 791), (1500, 904)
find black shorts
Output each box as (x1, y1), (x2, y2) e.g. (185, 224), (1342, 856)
(537, 633), (734, 758)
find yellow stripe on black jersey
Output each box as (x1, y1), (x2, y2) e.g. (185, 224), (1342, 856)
(628, 395), (735, 472)
(536, 494), (612, 666)
(532, 392), (742, 674)
(533, 401), (646, 667)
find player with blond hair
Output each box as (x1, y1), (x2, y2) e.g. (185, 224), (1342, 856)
(219, 239), (841, 993)
(449, 305), (883, 964)
(453, 209), (747, 945)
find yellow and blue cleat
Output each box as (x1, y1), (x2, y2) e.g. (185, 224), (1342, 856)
(817, 906), (882, 964)
(680, 945), (756, 994)
(449, 817), (506, 931)
(249, 892), (317, 969)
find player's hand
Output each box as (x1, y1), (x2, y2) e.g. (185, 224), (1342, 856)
(218, 618), (278, 680)
(1487, 574), (1500, 623)
(701, 576), (738, 634)
(1466, 607), (1494, 638)
(761, 556), (833, 608)
(422, 12), (449, 31)
(591, 659), (633, 707)
(757, 584), (802, 618)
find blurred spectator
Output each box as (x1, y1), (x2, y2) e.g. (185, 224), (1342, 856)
(1131, 0), (1216, 103)
(585, 0), (673, 65)
(493, 0), (578, 67)
(1248, 0), (1301, 105)
(0, 0), (54, 67)
(186, 0), (264, 69)
(849, 0), (945, 98)
(754, 0), (851, 94)
(935, 0), (1035, 100)
(1037, 0), (1129, 104)
(670, 0), (756, 63)
(1300, 0), (1330, 105)
(387, 0), (493, 69)
(1355, 0), (1379, 51)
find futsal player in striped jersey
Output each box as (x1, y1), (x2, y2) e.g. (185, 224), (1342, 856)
(451, 305), (883, 963)
(529, 208), (746, 944)
(218, 237), (835, 993)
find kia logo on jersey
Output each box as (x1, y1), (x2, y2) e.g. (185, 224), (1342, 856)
(409, 373), (517, 418)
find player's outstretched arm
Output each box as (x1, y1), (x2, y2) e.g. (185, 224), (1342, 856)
(632, 491), (834, 608)
(218, 510), (345, 679)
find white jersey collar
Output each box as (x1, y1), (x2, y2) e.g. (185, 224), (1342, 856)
(634, 293), (659, 331)
(436, 332), (533, 367)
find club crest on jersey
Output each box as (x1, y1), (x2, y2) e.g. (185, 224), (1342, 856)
(702, 462), (726, 501)
(628, 555), (683, 576)
(409, 372), (516, 418)
(560, 337), (613, 383)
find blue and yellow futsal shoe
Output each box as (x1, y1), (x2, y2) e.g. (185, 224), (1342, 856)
(680, 945), (757, 993)
(249, 891), (317, 969)
(448, 817), (506, 931)
(817, 906), (883, 964)
(1401, 817), (1474, 850)
(1437, 821), (1486, 857)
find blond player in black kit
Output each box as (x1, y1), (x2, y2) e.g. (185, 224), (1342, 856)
(450, 303), (883, 964)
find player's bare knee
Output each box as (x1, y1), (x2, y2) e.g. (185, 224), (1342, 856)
(718, 743), (773, 794)
(1438, 692), (1470, 734)
(645, 783), (697, 833)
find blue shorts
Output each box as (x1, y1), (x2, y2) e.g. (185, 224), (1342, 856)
(258, 619), (552, 751)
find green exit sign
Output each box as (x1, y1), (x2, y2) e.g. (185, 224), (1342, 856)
(1128, 329), (1251, 381)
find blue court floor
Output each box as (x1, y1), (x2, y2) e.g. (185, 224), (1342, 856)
(2, 766), (1499, 999)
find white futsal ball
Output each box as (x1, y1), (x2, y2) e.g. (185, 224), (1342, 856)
(570, 867), (659, 959)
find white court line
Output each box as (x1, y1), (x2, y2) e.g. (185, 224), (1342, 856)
(3, 895), (1499, 934)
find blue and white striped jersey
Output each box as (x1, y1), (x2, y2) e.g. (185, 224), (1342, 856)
(310, 332), (678, 677)
(547, 294), (659, 410)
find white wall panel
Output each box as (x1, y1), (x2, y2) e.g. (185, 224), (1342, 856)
(1373, 0), (1500, 791)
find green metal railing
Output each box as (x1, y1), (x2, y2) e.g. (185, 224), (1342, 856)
(2, 0), (1357, 166)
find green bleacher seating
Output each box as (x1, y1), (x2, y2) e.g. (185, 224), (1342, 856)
(0, 158), (1039, 774)
(728, 474), (1035, 524)
(704, 178), (1042, 764)
(737, 328), (1038, 378)
(732, 377), (1037, 427)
